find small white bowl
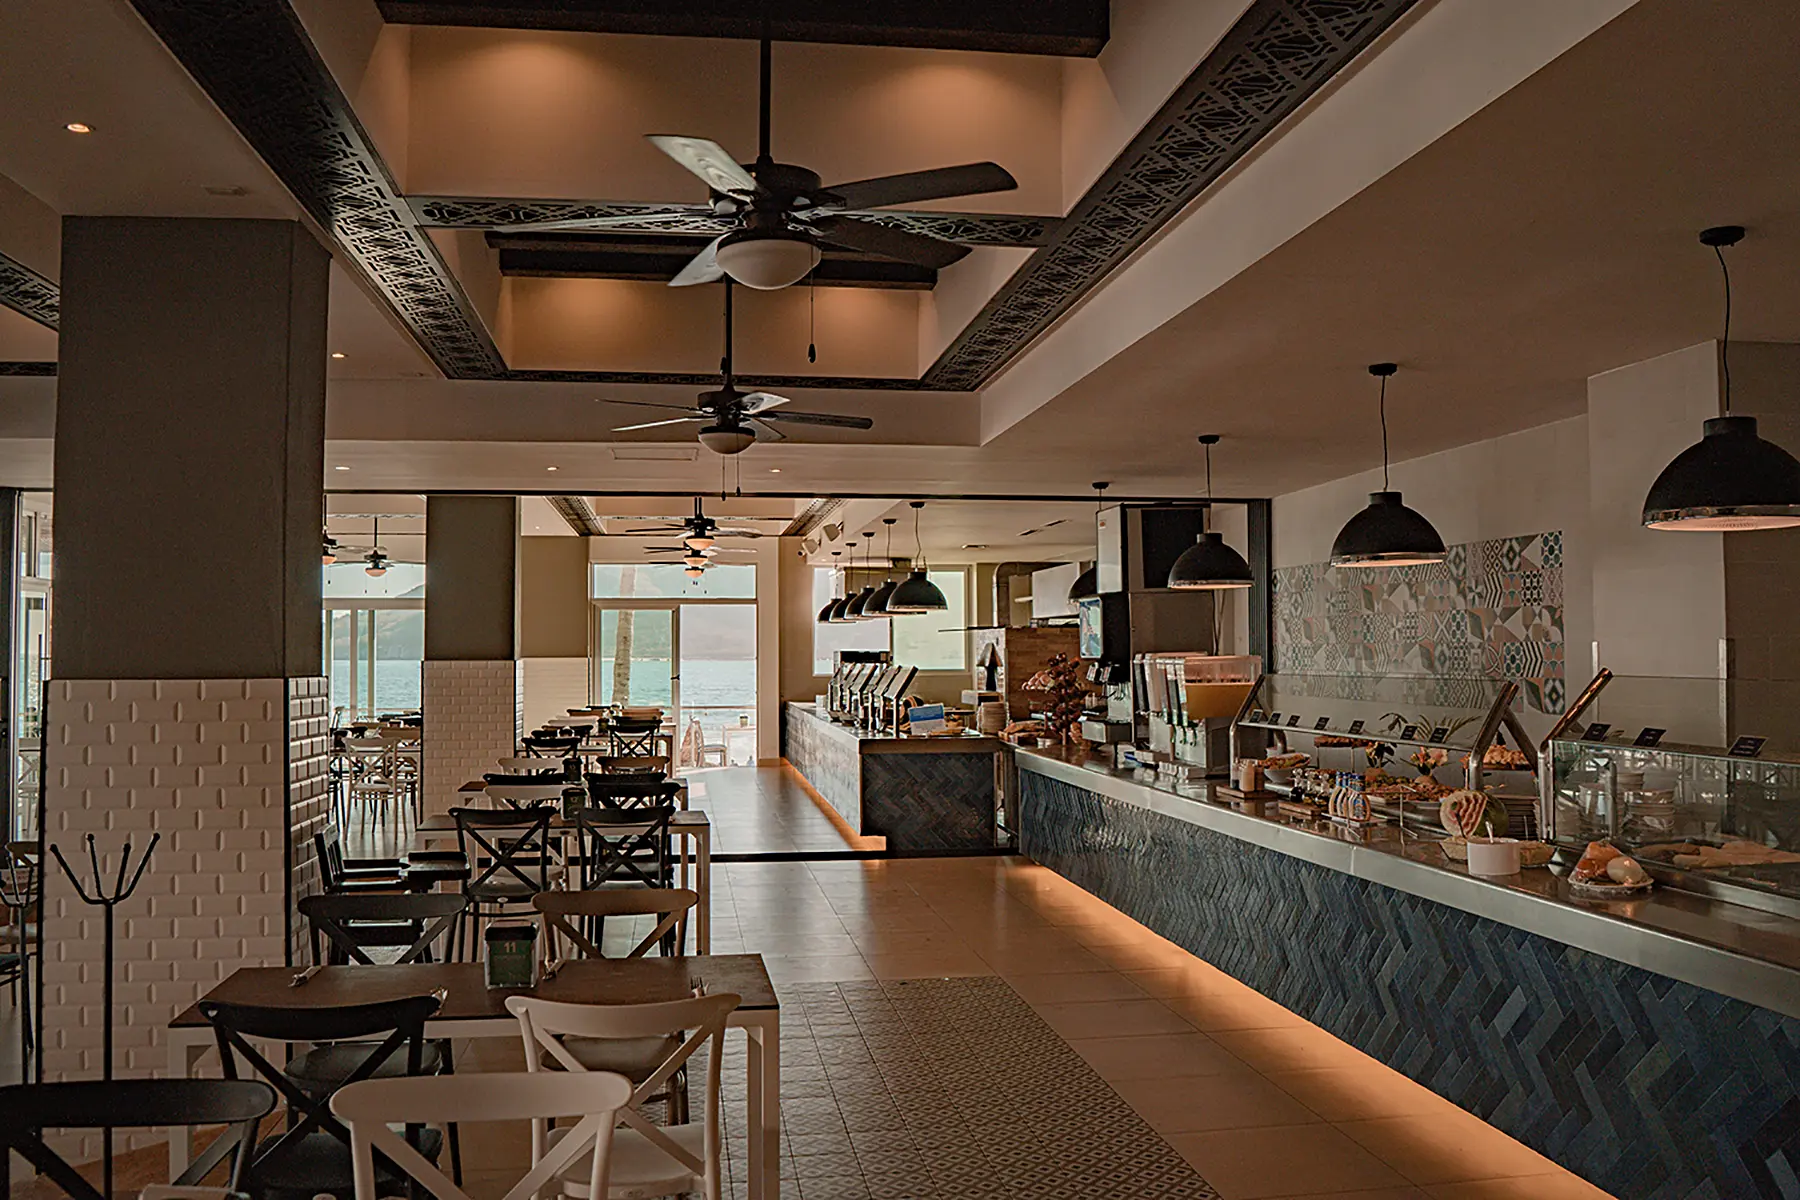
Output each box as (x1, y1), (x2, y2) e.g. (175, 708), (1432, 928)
(1465, 838), (1522, 876)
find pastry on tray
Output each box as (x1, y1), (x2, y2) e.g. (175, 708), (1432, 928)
(1567, 840), (1652, 896)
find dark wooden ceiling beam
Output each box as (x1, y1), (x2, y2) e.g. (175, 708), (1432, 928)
(374, 0), (1108, 56)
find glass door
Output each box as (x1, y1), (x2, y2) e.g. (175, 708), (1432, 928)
(678, 603), (757, 766)
(593, 607), (678, 712)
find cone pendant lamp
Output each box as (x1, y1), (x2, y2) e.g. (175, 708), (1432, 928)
(1330, 364), (1446, 568)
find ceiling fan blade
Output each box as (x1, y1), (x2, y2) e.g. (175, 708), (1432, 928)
(809, 215), (968, 270)
(614, 417), (707, 432)
(669, 235), (727, 287)
(495, 211), (700, 233)
(740, 392), (791, 414)
(749, 416), (789, 442)
(756, 409), (876, 430)
(820, 162), (1017, 211)
(598, 398), (703, 413)
(647, 135), (762, 197)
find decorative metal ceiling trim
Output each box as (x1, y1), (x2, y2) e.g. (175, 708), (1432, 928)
(546, 495), (606, 536)
(921, 0), (1418, 390)
(0, 361), (56, 376)
(127, 0), (506, 379)
(781, 497), (845, 539)
(0, 251), (59, 331)
(409, 197), (1060, 248)
(507, 368), (934, 390)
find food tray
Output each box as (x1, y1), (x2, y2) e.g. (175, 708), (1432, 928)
(1567, 877), (1653, 900)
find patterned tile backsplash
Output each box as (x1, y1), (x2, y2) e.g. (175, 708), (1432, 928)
(1274, 529), (1566, 714)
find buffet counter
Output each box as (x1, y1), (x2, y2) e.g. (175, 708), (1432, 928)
(1012, 745), (1800, 1199)
(783, 702), (1002, 852)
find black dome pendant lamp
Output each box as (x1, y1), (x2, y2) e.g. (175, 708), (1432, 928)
(817, 551), (845, 624)
(1329, 363), (1446, 569)
(844, 531), (879, 619)
(888, 501), (949, 612)
(1067, 481), (1108, 603)
(1168, 435), (1254, 589)
(865, 517), (901, 617)
(1643, 226), (1800, 531)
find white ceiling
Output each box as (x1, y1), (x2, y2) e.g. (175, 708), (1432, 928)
(7, 0), (1800, 514)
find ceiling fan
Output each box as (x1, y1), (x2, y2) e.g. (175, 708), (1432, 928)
(360, 517), (391, 577)
(604, 281), (873, 454)
(497, 29), (1018, 291)
(625, 498), (768, 550)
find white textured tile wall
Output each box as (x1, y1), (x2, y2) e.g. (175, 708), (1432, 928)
(422, 659), (521, 817)
(521, 656), (590, 732)
(285, 677), (330, 964)
(41, 678), (304, 1159)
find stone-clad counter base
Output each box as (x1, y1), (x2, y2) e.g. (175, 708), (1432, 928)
(783, 702), (998, 853)
(1016, 766), (1800, 1199)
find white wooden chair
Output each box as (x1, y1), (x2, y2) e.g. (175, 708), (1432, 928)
(507, 993), (739, 1200)
(332, 1069), (633, 1200)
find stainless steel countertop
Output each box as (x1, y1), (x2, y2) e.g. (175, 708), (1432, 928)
(1013, 745), (1800, 1020)
(786, 701), (1004, 754)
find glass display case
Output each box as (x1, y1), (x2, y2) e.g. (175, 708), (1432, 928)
(1544, 670), (1800, 917)
(1231, 673), (1541, 833)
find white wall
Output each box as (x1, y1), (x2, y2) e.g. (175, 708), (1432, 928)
(521, 656), (588, 731)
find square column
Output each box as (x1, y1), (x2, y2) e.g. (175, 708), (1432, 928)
(42, 219), (329, 1124)
(423, 495), (521, 815)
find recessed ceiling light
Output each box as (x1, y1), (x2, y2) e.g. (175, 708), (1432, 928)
(65, 122), (93, 134)
(333, 465), (350, 471)
(330, 352), (346, 359)
(769, 468), (782, 473)
(546, 465), (559, 471)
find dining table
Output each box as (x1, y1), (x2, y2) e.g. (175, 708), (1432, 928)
(167, 955), (782, 1197)
(413, 807), (713, 953)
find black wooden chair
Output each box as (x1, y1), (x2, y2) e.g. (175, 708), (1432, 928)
(607, 716), (663, 757)
(0, 1078), (275, 1200)
(451, 806), (564, 944)
(300, 892), (465, 966)
(584, 775), (682, 812)
(313, 827), (406, 893)
(577, 805), (676, 895)
(201, 992), (452, 1199)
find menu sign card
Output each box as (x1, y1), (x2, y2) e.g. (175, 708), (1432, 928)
(1729, 735), (1767, 759)
(908, 704), (948, 736)
(1314, 717), (1331, 731)
(1347, 720), (1366, 736)
(1248, 710), (1267, 724)
(1400, 724), (1421, 741)
(1286, 714), (1302, 728)
(1428, 727), (1450, 745)
(1580, 722), (1612, 742)
(1634, 728), (1666, 748)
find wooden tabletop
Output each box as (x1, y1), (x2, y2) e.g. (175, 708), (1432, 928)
(417, 810), (709, 833)
(170, 955), (776, 1028)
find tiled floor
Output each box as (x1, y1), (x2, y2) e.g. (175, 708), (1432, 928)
(686, 852), (1618, 1200)
(685, 765), (874, 856)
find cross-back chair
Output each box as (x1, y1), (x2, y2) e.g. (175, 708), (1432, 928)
(301, 892), (465, 966)
(508, 993), (739, 1200)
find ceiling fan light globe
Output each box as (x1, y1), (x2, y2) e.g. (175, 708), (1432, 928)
(365, 566), (387, 577)
(714, 230), (820, 291)
(698, 424), (758, 455)
(684, 534), (716, 551)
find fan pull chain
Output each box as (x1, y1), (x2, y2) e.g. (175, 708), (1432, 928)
(807, 272), (817, 364)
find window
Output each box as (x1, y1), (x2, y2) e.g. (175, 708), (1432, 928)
(811, 567), (968, 674)
(592, 563), (756, 600)
(892, 569), (968, 671)
(324, 561), (426, 600)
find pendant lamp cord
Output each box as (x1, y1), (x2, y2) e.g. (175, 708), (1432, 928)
(1378, 374), (1391, 491)
(1715, 242), (1733, 415)
(913, 503), (925, 570)
(1204, 442), (1214, 500)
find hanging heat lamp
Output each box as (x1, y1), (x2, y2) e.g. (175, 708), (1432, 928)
(1643, 226), (1800, 531)
(865, 517), (901, 617)
(888, 501), (948, 612)
(1168, 435), (1254, 589)
(816, 551), (845, 624)
(1329, 364), (1446, 568)
(1067, 481), (1108, 603)
(844, 531), (880, 619)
